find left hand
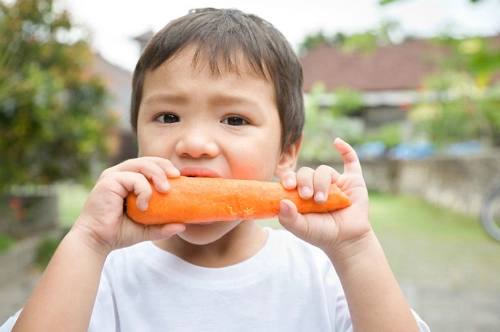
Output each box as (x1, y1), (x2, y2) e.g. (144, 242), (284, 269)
(278, 138), (371, 256)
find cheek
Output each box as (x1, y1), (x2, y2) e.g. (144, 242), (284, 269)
(229, 143), (281, 180)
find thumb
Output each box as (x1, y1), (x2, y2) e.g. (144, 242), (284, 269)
(278, 200), (307, 239)
(144, 223), (186, 242)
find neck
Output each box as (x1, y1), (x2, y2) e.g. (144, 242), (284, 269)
(155, 220), (267, 268)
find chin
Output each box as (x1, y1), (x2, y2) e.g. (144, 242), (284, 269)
(177, 220), (241, 245)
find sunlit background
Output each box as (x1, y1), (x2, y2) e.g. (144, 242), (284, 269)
(1, 1), (500, 331)
(62, 0), (500, 72)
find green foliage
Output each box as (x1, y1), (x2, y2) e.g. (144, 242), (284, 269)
(299, 20), (400, 55)
(379, 0), (500, 147)
(430, 35), (500, 87)
(0, 233), (16, 252)
(298, 31), (345, 55)
(361, 122), (403, 148)
(0, 0), (116, 186)
(35, 235), (59, 269)
(410, 69), (500, 146)
(35, 227), (69, 269)
(329, 87), (364, 117)
(300, 83), (363, 162)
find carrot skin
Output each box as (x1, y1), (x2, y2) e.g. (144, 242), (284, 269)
(126, 176), (351, 224)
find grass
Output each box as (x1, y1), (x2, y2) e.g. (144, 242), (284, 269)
(0, 233), (16, 253)
(367, 190), (488, 243)
(56, 183), (90, 227)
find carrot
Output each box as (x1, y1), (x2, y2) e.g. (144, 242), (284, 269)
(126, 176), (351, 224)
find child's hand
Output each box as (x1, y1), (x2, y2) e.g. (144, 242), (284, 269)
(278, 138), (370, 258)
(74, 157), (186, 255)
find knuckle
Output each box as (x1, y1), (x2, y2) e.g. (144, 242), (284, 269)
(316, 165), (331, 173)
(298, 166), (314, 174)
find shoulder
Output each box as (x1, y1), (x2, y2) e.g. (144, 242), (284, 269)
(102, 241), (154, 277)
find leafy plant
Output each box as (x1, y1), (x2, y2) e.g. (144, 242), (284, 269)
(300, 83), (363, 162)
(409, 70), (500, 146)
(0, 0), (117, 187)
(360, 122), (403, 148)
(34, 227), (69, 269)
(0, 233), (16, 253)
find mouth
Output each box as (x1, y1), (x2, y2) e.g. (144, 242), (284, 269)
(179, 167), (222, 178)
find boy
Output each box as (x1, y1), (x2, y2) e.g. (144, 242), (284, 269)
(2, 8), (429, 331)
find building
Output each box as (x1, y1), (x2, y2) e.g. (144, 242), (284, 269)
(299, 38), (447, 131)
(299, 35), (500, 132)
(90, 53), (136, 165)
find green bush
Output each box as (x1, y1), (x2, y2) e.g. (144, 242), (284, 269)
(360, 122), (403, 148)
(0, 233), (15, 253)
(34, 228), (69, 269)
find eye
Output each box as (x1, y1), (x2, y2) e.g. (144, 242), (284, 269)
(222, 116), (248, 126)
(157, 113), (180, 123)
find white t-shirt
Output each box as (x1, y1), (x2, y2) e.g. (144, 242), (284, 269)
(1, 228), (429, 331)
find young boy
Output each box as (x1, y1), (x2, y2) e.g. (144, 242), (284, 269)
(2, 8), (429, 331)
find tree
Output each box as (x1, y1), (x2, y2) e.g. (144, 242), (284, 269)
(0, 0), (116, 187)
(299, 1), (500, 149)
(299, 20), (400, 55)
(382, 0), (500, 147)
(300, 83), (364, 163)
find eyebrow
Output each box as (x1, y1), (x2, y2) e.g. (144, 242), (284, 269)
(143, 93), (188, 106)
(207, 93), (263, 110)
(143, 92), (264, 111)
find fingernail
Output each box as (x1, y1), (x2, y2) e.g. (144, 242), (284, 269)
(315, 191), (325, 202)
(285, 178), (296, 188)
(300, 186), (312, 197)
(280, 200), (290, 215)
(162, 180), (170, 191)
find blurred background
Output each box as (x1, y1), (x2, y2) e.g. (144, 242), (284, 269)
(1, 0), (500, 331)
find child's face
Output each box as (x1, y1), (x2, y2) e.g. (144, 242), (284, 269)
(136, 45), (300, 244)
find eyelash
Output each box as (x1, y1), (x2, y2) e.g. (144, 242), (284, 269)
(222, 116), (249, 126)
(156, 113), (179, 123)
(156, 114), (249, 126)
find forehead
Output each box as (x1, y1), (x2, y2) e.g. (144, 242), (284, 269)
(160, 43), (271, 82)
(141, 44), (277, 108)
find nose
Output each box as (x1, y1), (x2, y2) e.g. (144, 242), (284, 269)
(175, 125), (219, 158)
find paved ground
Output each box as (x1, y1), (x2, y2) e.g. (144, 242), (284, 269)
(1, 235), (500, 331)
(0, 269), (40, 324)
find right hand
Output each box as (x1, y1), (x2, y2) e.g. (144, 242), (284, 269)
(74, 157), (186, 255)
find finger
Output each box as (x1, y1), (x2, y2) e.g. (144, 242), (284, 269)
(120, 172), (154, 211)
(96, 171), (153, 211)
(312, 165), (336, 203)
(142, 156), (181, 178)
(333, 138), (362, 175)
(277, 199), (308, 239)
(296, 166), (315, 199)
(103, 158), (178, 193)
(280, 171), (297, 190)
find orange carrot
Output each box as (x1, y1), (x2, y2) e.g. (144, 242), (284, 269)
(126, 176), (351, 224)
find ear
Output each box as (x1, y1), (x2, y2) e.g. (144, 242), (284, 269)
(274, 135), (303, 178)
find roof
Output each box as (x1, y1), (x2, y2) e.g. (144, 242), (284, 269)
(91, 53), (133, 129)
(133, 30), (155, 42)
(300, 39), (447, 93)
